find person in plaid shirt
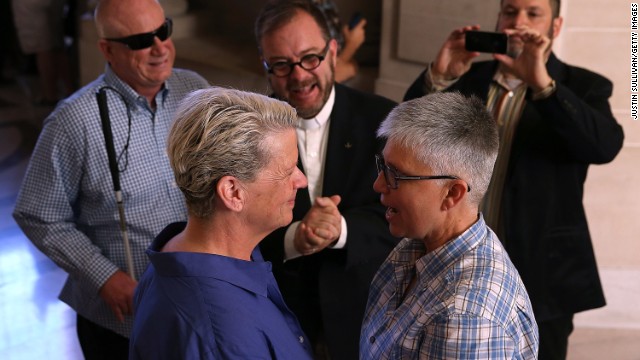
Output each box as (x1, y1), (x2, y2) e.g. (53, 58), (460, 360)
(360, 92), (539, 359)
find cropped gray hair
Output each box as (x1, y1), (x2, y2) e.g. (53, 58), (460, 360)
(168, 87), (297, 218)
(377, 92), (498, 205)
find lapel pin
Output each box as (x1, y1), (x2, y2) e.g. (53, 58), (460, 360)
(344, 142), (352, 149)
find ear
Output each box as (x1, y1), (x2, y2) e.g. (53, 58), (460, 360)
(215, 176), (245, 212)
(441, 181), (468, 211)
(551, 16), (563, 39)
(98, 39), (113, 62)
(328, 38), (339, 68)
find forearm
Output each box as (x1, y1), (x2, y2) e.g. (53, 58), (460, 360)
(13, 212), (119, 292)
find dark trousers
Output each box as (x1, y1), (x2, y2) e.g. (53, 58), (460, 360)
(76, 315), (129, 360)
(538, 315), (574, 360)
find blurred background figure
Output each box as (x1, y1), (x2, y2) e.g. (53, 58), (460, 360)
(312, 0), (366, 83)
(11, 0), (75, 105)
(0, 0), (21, 85)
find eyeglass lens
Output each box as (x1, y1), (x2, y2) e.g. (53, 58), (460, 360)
(107, 18), (172, 50)
(270, 55), (323, 76)
(375, 155), (396, 188)
(267, 42), (329, 77)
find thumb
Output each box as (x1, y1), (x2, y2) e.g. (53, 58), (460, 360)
(329, 195), (341, 206)
(493, 53), (514, 68)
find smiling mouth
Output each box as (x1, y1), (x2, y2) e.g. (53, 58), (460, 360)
(289, 79), (317, 95)
(149, 57), (168, 66)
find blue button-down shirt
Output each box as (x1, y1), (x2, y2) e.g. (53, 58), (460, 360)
(130, 222), (314, 359)
(360, 216), (539, 359)
(13, 66), (209, 337)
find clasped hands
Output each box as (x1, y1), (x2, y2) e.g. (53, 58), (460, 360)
(294, 195), (342, 256)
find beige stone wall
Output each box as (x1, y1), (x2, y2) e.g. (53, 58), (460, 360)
(376, 0), (640, 329)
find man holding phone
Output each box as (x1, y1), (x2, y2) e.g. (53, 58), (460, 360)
(404, 0), (623, 359)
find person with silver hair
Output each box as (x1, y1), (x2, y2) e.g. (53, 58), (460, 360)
(129, 88), (312, 359)
(360, 92), (539, 359)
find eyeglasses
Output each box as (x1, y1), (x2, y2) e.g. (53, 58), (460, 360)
(263, 41), (330, 77)
(105, 18), (173, 50)
(375, 154), (471, 192)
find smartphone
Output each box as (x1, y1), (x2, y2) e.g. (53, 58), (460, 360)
(348, 12), (363, 30)
(465, 31), (508, 54)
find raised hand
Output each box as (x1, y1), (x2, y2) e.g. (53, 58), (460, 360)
(431, 25), (482, 81)
(493, 26), (553, 92)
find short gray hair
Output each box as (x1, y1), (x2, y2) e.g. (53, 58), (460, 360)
(168, 87), (297, 218)
(377, 92), (498, 205)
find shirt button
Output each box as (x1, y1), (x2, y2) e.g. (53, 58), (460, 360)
(299, 335), (304, 343)
(369, 336), (375, 344)
(309, 152), (317, 158)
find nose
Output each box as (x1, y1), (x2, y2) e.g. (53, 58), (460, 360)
(293, 167), (308, 189)
(287, 62), (308, 81)
(149, 36), (168, 54)
(513, 10), (529, 27)
(372, 171), (388, 194)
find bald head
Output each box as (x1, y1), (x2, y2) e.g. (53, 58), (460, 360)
(95, 0), (165, 38)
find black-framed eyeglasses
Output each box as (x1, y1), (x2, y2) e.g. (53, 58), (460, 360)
(375, 154), (471, 192)
(105, 18), (173, 50)
(263, 41), (331, 77)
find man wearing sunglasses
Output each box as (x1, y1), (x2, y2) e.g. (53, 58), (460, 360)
(13, 0), (208, 358)
(255, 1), (399, 359)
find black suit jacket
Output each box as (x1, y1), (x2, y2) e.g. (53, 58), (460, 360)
(260, 84), (399, 360)
(405, 54), (624, 322)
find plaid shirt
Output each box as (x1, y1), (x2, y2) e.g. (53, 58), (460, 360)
(360, 216), (539, 359)
(13, 66), (208, 337)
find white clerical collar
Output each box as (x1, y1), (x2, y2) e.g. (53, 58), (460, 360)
(297, 86), (336, 130)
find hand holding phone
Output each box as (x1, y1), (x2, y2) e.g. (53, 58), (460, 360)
(465, 31), (508, 54)
(348, 12), (363, 30)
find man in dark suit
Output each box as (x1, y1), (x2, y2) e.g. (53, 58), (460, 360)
(255, 1), (398, 359)
(404, 0), (624, 359)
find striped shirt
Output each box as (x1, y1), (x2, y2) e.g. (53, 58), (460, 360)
(481, 73), (528, 240)
(13, 66), (208, 337)
(360, 216), (538, 359)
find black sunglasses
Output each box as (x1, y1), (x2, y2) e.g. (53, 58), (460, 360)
(105, 18), (173, 50)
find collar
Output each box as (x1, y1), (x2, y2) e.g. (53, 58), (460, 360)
(297, 86), (336, 130)
(493, 71), (524, 91)
(146, 222), (271, 297)
(103, 65), (170, 109)
(391, 215), (488, 282)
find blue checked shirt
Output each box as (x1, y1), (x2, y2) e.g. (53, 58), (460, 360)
(360, 216), (539, 359)
(13, 66), (208, 337)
